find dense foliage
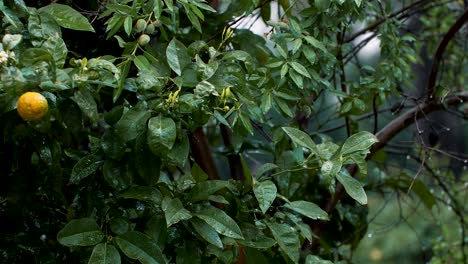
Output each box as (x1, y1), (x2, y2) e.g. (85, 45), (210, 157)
(0, 0), (466, 263)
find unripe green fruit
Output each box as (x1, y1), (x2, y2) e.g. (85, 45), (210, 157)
(134, 19), (147, 33)
(138, 34), (151, 46)
(145, 23), (155, 34)
(152, 19), (162, 27)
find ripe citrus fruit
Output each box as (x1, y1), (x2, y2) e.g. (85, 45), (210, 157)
(17, 92), (49, 121)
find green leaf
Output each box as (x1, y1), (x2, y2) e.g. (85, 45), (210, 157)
(72, 89), (99, 124)
(115, 108), (151, 142)
(274, 97), (294, 117)
(239, 111), (254, 135)
(336, 171), (367, 205)
(284, 200), (329, 220)
(123, 16), (132, 36)
(253, 180), (277, 214)
(340, 131), (378, 157)
(114, 59), (131, 102)
(254, 163), (278, 179)
(188, 180), (231, 203)
(289, 62), (311, 78)
(39, 4), (95, 32)
(2, 34), (22, 50)
(304, 35), (327, 53)
(320, 159), (342, 185)
(167, 134), (190, 166)
(282, 127), (317, 152)
(88, 243), (121, 264)
(135, 134), (161, 185)
(134, 55), (152, 72)
(119, 186), (162, 204)
(266, 222), (300, 263)
(288, 69), (303, 88)
(147, 115), (177, 156)
(103, 159), (133, 191)
(190, 218), (223, 248)
(57, 218), (105, 247)
(260, 92), (272, 113)
(238, 223), (276, 249)
(166, 38), (190, 76)
(162, 197), (192, 227)
(115, 231), (165, 264)
(101, 129), (126, 160)
(195, 207), (244, 239)
(69, 153), (103, 184)
(305, 255), (333, 264)
(240, 155), (253, 188)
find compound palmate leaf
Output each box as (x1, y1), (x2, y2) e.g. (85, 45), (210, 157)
(115, 231), (166, 264)
(88, 243), (121, 264)
(57, 218), (105, 247)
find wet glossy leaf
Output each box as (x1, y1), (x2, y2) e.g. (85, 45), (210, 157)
(341, 131), (378, 157)
(195, 207), (244, 239)
(166, 38), (190, 75)
(115, 108), (151, 142)
(72, 89), (99, 124)
(161, 197), (192, 227)
(282, 127), (317, 152)
(103, 159), (133, 191)
(147, 115), (176, 156)
(284, 200), (329, 220)
(40, 4), (95, 32)
(69, 153), (103, 184)
(188, 180), (231, 203)
(336, 171), (367, 205)
(119, 186), (162, 204)
(115, 231), (165, 264)
(88, 243), (121, 264)
(190, 218), (223, 248)
(57, 218), (104, 247)
(266, 222), (300, 263)
(253, 180), (277, 214)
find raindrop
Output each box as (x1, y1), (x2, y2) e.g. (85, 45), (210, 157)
(367, 233), (373, 238)
(406, 155), (410, 160)
(463, 160), (467, 164)
(446, 128), (450, 131)
(40, 234), (47, 241)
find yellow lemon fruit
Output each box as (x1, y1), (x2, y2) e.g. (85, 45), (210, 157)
(17, 92), (49, 121)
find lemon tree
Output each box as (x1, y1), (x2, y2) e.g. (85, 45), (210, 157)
(0, 1), (466, 263)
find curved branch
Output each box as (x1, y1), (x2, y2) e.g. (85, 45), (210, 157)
(308, 92), (468, 250)
(426, 9), (468, 99)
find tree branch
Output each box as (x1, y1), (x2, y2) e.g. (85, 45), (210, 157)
(189, 127), (220, 180)
(308, 92), (468, 250)
(345, 0), (431, 43)
(426, 9), (468, 99)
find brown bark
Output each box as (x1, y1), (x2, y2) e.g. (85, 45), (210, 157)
(189, 127), (220, 180)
